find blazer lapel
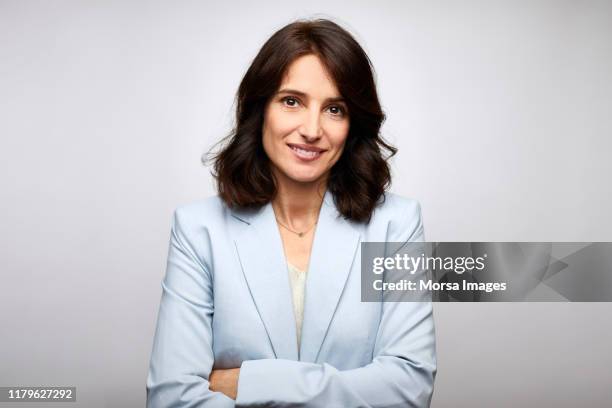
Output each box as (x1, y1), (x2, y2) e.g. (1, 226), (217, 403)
(233, 202), (299, 360)
(232, 190), (361, 363)
(299, 191), (361, 362)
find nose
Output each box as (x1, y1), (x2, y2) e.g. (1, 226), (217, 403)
(299, 109), (323, 141)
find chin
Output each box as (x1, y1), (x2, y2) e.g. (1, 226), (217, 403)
(284, 169), (325, 184)
(288, 175), (321, 184)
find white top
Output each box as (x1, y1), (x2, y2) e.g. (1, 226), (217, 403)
(287, 262), (307, 352)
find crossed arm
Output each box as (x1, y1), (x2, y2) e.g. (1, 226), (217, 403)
(147, 205), (436, 407)
(209, 368), (239, 400)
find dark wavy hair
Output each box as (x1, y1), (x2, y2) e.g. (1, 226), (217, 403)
(205, 18), (397, 223)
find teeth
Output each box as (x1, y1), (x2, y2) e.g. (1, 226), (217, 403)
(291, 146), (320, 157)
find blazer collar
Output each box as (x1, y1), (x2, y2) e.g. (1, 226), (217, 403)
(232, 190), (361, 362)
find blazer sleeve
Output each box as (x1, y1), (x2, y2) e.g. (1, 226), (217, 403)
(146, 209), (235, 408)
(235, 200), (437, 408)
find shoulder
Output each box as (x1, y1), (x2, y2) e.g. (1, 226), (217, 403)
(171, 195), (230, 237)
(173, 195), (226, 221)
(369, 192), (425, 242)
(167, 195), (231, 269)
(374, 192), (422, 220)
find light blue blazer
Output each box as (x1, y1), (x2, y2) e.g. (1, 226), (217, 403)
(146, 190), (436, 407)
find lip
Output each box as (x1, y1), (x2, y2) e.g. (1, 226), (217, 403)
(287, 143), (326, 153)
(287, 143), (327, 162)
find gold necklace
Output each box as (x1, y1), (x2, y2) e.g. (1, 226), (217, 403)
(275, 217), (317, 238)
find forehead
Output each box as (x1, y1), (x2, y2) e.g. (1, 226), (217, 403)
(279, 54), (341, 97)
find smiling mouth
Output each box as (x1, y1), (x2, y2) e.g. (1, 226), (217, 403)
(287, 144), (326, 161)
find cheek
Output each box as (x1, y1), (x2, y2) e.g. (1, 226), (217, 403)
(264, 108), (298, 141)
(262, 118), (280, 155)
(262, 114), (298, 165)
(327, 121), (350, 152)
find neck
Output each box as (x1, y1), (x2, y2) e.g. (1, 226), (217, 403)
(271, 173), (327, 230)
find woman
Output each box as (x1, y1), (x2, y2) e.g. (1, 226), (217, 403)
(146, 19), (436, 407)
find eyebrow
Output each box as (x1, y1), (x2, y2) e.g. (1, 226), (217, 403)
(276, 88), (346, 104)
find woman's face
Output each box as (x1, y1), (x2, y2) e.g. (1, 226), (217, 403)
(262, 54), (350, 187)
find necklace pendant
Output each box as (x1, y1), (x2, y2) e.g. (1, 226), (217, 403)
(298, 232), (304, 237)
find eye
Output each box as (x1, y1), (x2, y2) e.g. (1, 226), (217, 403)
(281, 96), (300, 107)
(327, 105), (347, 117)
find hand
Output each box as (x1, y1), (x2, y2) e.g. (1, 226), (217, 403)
(209, 368), (240, 400)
